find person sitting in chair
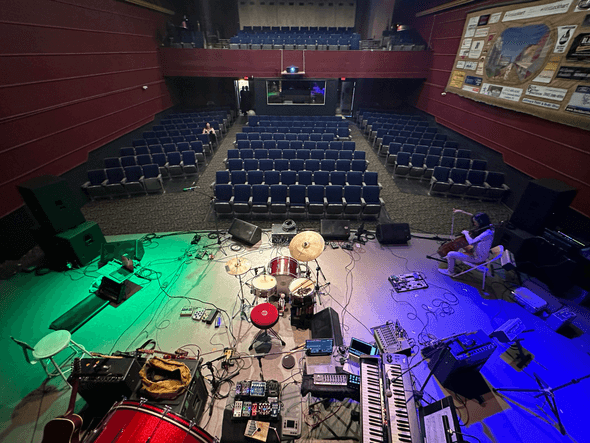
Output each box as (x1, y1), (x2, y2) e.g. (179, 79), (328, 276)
(439, 211), (494, 277)
(202, 122), (217, 147)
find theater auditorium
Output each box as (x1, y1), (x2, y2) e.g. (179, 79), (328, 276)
(1, 1), (590, 442)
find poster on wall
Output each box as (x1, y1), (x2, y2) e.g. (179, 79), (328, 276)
(445, 0), (590, 131)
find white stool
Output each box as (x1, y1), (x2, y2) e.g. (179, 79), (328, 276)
(11, 330), (92, 386)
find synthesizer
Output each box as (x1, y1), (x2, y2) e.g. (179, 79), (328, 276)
(373, 320), (413, 356)
(360, 354), (422, 443)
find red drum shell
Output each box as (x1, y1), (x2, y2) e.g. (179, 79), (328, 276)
(268, 256), (299, 294)
(84, 401), (214, 443)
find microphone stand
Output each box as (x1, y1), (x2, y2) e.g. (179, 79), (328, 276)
(313, 258), (329, 306)
(183, 186), (227, 256)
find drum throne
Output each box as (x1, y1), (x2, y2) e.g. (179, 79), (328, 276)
(249, 303), (285, 354)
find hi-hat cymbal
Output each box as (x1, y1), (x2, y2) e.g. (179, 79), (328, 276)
(225, 257), (251, 275)
(289, 231), (325, 262)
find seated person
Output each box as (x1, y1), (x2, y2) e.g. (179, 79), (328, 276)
(439, 211), (494, 277)
(202, 122), (218, 147)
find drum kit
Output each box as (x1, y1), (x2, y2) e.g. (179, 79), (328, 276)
(223, 231), (328, 324)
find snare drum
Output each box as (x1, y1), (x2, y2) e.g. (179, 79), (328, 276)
(288, 278), (315, 304)
(84, 401), (214, 443)
(251, 274), (277, 299)
(268, 256), (299, 294)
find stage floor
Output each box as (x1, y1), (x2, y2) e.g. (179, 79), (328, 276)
(1, 229), (590, 443)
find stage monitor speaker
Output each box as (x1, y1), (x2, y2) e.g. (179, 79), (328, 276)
(510, 178), (577, 235)
(55, 221), (106, 267)
(17, 175), (86, 234)
(311, 307), (343, 347)
(493, 226), (535, 261)
(100, 239), (145, 264)
(376, 223), (411, 244)
(320, 219), (351, 241)
(228, 218), (262, 245)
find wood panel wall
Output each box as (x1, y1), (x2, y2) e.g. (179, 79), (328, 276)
(412, 0), (590, 217)
(238, 0), (356, 29)
(0, 0), (174, 218)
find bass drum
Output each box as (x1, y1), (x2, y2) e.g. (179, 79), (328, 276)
(251, 274), (277, 299)
(268, 256), (299, 294)
(84, 401), (214, 443)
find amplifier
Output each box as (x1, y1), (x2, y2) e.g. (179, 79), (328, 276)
(512, 287), (548, 314)
(424, 330), (496, 386)
(271, 224), (297, 244)
(130, 358), (208, 423)
(78, 357), (142, 409)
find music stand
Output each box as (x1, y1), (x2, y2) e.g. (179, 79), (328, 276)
(493, 372), (590, 435)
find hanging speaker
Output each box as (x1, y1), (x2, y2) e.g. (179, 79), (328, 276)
(228, 219), (262, 245)
(376, 223), (411, 244)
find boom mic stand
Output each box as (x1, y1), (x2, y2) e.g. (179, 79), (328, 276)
(184, 186), (227, 256)
(493, 372), (590, 435)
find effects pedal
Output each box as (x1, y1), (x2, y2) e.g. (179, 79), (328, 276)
(180, 307), (193, 317)
(250, 381), (266, 397)
(242, 401), (252, 418)
(192, 308), (205, 321)
(270, 402), (280, 419)
(251, 402), (258, 417)
(233, 400), (243, 418)
(203, 308), (218, 324)
(388, 273), (428, 293)
(242, 380), (251, 396)
(235, 382), (243, 396)
(266, 379), (280, 397)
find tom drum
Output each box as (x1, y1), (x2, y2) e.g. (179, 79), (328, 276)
(251, 274), (277, 299)
(268, 256), (299, 294)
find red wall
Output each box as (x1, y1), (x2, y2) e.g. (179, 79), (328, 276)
(160, 48), (431, 79)
(0, 0), (174, 218)
(413, 0), (590, 217)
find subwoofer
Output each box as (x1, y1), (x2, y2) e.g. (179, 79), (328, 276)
(17, 175), (86, 234)
(228, 218), (262, 245)
(376, 223), (411, 244)
(509, 178), (577, 235)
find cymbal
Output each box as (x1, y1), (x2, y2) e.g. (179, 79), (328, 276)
(225, 257), (251, 275)
(289, 231), (325, 262)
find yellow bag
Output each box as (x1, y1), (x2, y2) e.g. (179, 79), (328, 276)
(139, 357), (192, 400)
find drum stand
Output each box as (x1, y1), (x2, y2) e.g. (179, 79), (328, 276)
(493, 372), (590, 436)
(312, 259), (329, 306)
(232, 273), (252, 322)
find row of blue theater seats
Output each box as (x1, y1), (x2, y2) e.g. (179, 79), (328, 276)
(243, 128), (350, 138)
(242, 125), (349, 132)
(248, 115), (345, 124)
(235, 133), (346, 143)
(129, 141), (211, 157)
(251, 119), (348, 126)
(213, 170), (381, 189)
(229, 39), (360, 50)
(373, 130), (444, 150)
(393, 153), (487, 181)
(376, 137), (452, 155)
(143, 128), (221, 139)
(226, 148), (365, 162)
(385, 145), (476, 163)
(234, 140), (355, 150)
(82, 164), (165, 200)
(429, 167), (510, 202)
(241, 26), (355, 33)
(106, 150), (206, 170)
(226, 159), (369, 173)
(213, 184), (383, 219)
(371, 126), (438, 140)
(134, 137), (215, 153)
(105, 151), (202, 179)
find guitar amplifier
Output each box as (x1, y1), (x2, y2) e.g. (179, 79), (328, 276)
(424, 330), (497, 386)
(78, 357), (142, 409)
(130, 358), (208, 422)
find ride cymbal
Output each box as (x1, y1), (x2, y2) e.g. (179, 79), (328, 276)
(225, 257), (251, 275)
(289, 231), (325, 261)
